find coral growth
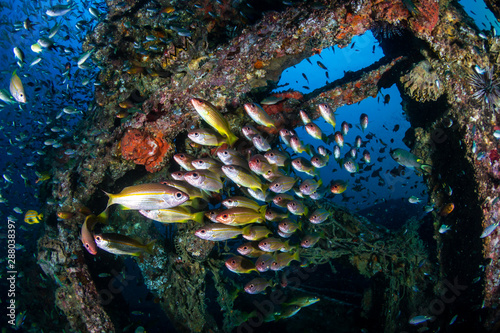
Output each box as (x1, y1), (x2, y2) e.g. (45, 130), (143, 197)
(400, 60), (443, 102)
(409, 0), (440, 36)
(120, 128), (170, 172)
(371, 0), (410, 25)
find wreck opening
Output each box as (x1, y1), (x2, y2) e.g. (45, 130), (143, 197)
(17, 0), (499, 332)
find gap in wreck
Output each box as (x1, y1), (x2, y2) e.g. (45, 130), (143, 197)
(458, 0), (500, 35)
(87, 254), (174, 333)
(265, 30), (429, 224)
(426, 120), (488, 329)
(86, 165), (150, 213)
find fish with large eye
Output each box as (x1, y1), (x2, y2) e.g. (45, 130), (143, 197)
(244, 277), (274, 294)
(10, 70), (26, 103)
(244, 103), (276, 129)
(225, 256), (257, 274)
(104, 184), (189, 210)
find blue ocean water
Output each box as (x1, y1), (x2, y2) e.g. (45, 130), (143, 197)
(273, 31), (427, 212)
(459, 0), (500, 35)
(0, 0), (103, 226)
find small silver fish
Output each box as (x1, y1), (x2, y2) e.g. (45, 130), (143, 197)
(480, 221), (499, 238)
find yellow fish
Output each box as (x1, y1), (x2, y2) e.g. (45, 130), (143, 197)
(94, 233), (156, 256)
(10, 70), (26, 103)
(24, 210), (43, 224)
(104, 183), (189, 210)
(35, 172), (50, 183)
(190, 98), (238, 147)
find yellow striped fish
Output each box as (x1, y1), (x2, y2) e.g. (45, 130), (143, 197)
(104, 183), (189, 210)
(139, 206), (205, 224)
(94, 233), (156, 256)
(24, 210), (42, 224)
(216, 207), (266, 226)
(190, 98), (238, 147)
(221, 165), (267, 193)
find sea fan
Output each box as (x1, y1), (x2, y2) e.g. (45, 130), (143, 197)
(469, 66), (500, 111)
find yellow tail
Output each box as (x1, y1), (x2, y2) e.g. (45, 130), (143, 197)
(145, 240), (157, 255)
(192, 211), (205, 224)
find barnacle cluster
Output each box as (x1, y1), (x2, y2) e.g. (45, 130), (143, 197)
(400, 59), (444, 102)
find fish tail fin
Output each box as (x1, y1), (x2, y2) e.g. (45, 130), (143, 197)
(226, 131), (239, 147)
(326, 134), (335, 145)
(192, 211), (205, 224)
(241, 225), (251, 236)
(421, 164), (432, 174)
(38, 213), (44, 220)
(317, 179), (323, 187)
(305, 144), (313, 156)
(312, 167), (319, 178)
(145, 240), (157, 255)
(260, 183), (268, 193)
(293, 250), (301, 262)
(297, 221), (303, 231)
(191, 197), (208, 210)
(258, 205), (267, 217)
(303, 206), (309, 216)
(96, 207), (109, 224)
(102, 189), (114, 209)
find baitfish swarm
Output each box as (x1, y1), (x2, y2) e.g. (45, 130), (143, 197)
(82, 97), (374, 322)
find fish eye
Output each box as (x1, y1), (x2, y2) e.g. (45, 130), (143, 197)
(255, 158), (260, 163)
(223, 214), (228, 219)
(304, 240), (309, 244)
(85, 243), (90, 248)
(304, 185), (309, 189)
(262, 242), (267, 246)
(223, 151), (228, 155)
(200, 230), (206, 234)
(192, 172), (199, 177)
(243, 246), (248, 250)
(272, 262), (277, 266)
(175, 192), (183, 198)
(231, 260), (236, 264)
(249, 284), (254, 288)
(179, 154), (184, 158)
(95, 235), (102, 241)
(269, 153), (274, 157)
(194, 132), (199, 137)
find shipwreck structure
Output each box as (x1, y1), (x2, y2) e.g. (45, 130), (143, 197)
(27, 0), (500, 332)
